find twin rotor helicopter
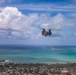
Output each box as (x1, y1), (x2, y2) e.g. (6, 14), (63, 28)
(42, 28), (52, 36)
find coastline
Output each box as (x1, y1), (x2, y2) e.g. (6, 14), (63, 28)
(0, 60), (76, 75)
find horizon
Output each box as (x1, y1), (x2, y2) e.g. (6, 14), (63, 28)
(0, 44), (76, 47)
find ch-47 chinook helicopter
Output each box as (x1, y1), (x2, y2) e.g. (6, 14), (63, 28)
(41, 24), (61, 37)
(42, 28), (52, 36)
(41, 27), (61, 37)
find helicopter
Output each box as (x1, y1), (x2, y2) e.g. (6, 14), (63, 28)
(41, 26), (62, 37)
(42, 28), (52, 36)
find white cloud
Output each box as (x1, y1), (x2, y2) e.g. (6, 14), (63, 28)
(0, 6), (76, 39)
(0, 6), (22, 28)
(13, 4), (76, 12)
(0, 7), (39, 39)
(0, 7), (3, 12)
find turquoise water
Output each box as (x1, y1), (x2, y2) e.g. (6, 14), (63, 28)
(0, 46), (76, 63)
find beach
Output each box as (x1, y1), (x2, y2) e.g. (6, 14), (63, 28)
(0, 60), (76, 75)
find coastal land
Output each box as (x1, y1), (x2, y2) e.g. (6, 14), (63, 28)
(0, 60), (76, 75)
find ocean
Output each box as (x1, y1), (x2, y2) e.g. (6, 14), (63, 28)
(0, 45), (76, 63)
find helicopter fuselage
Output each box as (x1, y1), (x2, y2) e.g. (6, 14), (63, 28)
(42, 28), (52, 36)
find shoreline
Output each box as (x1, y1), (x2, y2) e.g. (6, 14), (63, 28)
(1, 60), (76, 64)
(0, 60), (76, 75)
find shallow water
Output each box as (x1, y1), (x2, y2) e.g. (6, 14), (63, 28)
(0, 46), (76, 63)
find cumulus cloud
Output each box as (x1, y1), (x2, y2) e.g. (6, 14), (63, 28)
(0, 6), (76, 39)
(0, 7), (40, 39)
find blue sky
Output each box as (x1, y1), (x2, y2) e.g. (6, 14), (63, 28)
(0, 0), (76, 45)
(0, 0), (74, 4)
